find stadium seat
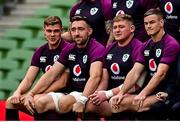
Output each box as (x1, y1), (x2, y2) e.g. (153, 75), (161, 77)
(7, 68), (27, 82)
(0, 59), (19, 71)
(36, 30), (44, 39)
(34, 7), (63, 18)
(20, 17), (44, 37)
(7, 49), (33, 68)
(3, 28), (33, 48)
(0, 59), (19, 79)
(0, 70), (3, 79)
(61, 17), (70, 30)
(49, 0), (77, 9)
(22, 38), (45, 51)
(0, 80), (19, 98)
(0, 39), (18, 58)
(0, 91), (5, 100)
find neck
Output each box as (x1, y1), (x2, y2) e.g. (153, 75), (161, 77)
(77, 38), (89, 48)
(118, 34), (133, 47)
(151, 29), (165, 42)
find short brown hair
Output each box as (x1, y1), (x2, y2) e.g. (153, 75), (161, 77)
(144, 8), (164, 20)
(71, 15), (91, 27)
(44, 16), (62, 27)
(113, 14), (134, 25)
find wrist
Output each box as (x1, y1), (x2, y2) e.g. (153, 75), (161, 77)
(104, 90), (113, 99)
(118, 84), (123, 90)
(77, 95), (88, 105)
(29, 91), (35, 97)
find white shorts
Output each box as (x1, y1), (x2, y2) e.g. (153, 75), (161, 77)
(69, 91), (82, 102)
(47, 92), (65, 113)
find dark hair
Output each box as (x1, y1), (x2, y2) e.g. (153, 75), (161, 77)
(44, 16), (62, 27)
(113, 14), (134, 25)
(144, 8), (164, 20)
(70, 15), (91, 27)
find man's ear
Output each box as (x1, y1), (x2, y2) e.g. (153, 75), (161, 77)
(130, 25), (135, 33)
(160, 19), (164, 27)
(88, 27), (93, 36)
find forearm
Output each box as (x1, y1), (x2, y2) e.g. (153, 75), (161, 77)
(83, 76), (101, 97)
(44, 72), (69, 93)
(140, 72), (165, 96)
(30, 72), (55, 95)
(15, 78), (34, 94)
(120, 71), (138, 95)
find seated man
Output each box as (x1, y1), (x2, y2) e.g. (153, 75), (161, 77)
(23, 16), (105, 120)
(87, 14), (144, 120)
(110, 8), (180, 120)
(5, 16), (70, 120)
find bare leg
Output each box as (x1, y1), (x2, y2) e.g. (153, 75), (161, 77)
(58, 95), (76, 113)
(85, 100), (112, 117)
(110, 94), (161, 113)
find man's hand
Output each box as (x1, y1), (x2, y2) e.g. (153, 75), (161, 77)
(110, 93), (125, 110)
(10, 91), (22, 104)
(156, 92), (168, 101)
(23, 92), (35, 115)
(133, 93), (146, 110)
(89, 91), (107, 106)
(72, 102), (85, 113)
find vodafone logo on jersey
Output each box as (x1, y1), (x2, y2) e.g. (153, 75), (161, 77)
(111, 63), (120, 75)
(45, 65), (52, 72)
(149, 59), (157, 72)
(164, 2), (173, 14)
(73, 64), (81, 76)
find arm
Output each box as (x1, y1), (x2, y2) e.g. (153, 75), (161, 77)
(138, 63), (169, 97)
(29, 62), (66, 95)
(111, 63), (145, 105)
(61, 32), (73, 43)
(24, 62), (66, 114)
(15, 66), (39, 94)
(105, 20), (114, 47)
(73, 61), (103, 112)
(82, 61), (103, 97)
(43, 70), (70, 93)
(10, 66), (39, 104)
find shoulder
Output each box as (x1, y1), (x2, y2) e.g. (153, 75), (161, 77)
(89, 38), (105, 52)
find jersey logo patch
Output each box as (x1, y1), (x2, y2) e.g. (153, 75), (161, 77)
(164, 2), (173, 14)
(40, 56), (46, 63)
(126, 0), (134, 9)
(144, 50), (150, 56)
(68, 54), (75, 61)
(113, 2), (117, 8)
(90, 7), (98, 15)
(111, 63), (120, 75)
(149, 59), (157, 72)
(122, 54), (130, 62)
(75, 9), (81, 15)
(54, 55), (59, 62)
(116, 10), (125, 16)
(156, 49), (162, 58)
(73, 64), (81, 76)
(107, 54), (113, 60)
(83, 55), (88, 64)
(45, 65), (52, 72)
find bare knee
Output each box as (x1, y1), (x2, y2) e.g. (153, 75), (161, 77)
(6, 97), (13, 108)
(35, 95), (53, 113)
(58, 95), (75, 113)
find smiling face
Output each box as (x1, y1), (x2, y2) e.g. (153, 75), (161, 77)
(70, 20), (92, 48)
(44, 24), (62, 49)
